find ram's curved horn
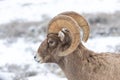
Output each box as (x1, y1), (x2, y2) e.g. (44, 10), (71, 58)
(59, 11), (90, 42)
(48, 15), (80, 56)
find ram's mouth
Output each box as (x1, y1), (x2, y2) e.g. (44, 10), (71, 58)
(34, 54), (44, 63)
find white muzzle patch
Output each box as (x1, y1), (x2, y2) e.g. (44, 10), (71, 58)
(34, 53), (43, 63)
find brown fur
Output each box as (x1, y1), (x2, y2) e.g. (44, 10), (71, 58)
(37, 33), (120, 80)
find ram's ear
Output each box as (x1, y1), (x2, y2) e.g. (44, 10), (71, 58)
(58, 31), (65, 41)
(58, 28), (68, 42)
(58, 28), (71, 46)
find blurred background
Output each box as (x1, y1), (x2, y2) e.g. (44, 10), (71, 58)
(0, 0), (120, 80)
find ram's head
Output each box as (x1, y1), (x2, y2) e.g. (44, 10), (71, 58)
(34, 11), (90, 63)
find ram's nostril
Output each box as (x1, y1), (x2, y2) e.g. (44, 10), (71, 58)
(34, 56), (36, 59)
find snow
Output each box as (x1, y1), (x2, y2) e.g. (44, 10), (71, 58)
(0, 37), (67, 80)
(84, 37), (120, 53)
(1, 37), (119, 66)
(0, 0), (120, 24)
(0, 38), (36, 66)
(0, 72), (14, 80)
(0, 37), (120, 80)
(28, 73), (67, 80)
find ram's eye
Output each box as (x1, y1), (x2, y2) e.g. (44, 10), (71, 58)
(48, 39), (57, 47)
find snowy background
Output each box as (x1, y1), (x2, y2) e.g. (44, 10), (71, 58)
(0, 0), (120, 80)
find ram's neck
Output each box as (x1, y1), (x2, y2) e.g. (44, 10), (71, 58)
(57, 43), (95, 80)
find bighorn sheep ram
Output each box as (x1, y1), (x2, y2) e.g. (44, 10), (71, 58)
(34, 11), (120, 80)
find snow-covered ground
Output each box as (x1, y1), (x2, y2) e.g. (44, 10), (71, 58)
(0, 0), (120, 80)
(0, 37), (120, 66)
(0, 38), (67, 80)
(0, 0), (120, 24)
(0, 37), (120, 80)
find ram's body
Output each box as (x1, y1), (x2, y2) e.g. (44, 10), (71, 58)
(34, 11), (120, 80)
(57, 44), (120, 80)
